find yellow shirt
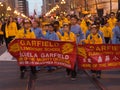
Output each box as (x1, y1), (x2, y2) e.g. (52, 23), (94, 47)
(80, 19), (88, 35)
(42, 30), (46, 36)
(60, 32), (76, 42)
(84, 33), (103, 44)
(16, 28), (36, 39)
(101, 26), (112, 38)
(5, 22), (18, 38)
(107, 18), (117, 29)
(0, 24), (3, 35)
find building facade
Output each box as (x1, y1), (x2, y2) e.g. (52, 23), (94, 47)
(42, 0), (119, 15)
(17, 0), (29, 16)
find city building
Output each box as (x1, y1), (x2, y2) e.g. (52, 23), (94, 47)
(42, 0), (119, 16)
(17, 0), (29, 16)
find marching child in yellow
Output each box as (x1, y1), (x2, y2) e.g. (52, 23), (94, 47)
(60, 23), (76, 41)
(16, 19), (36, 79)
(101, 21), (112, 44)
(81, 24), (103, 78)
(59, 23), (76, 80)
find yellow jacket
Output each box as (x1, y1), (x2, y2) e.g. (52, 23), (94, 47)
(0, 24), (3, 35)
(16, 28), (36, 39)
(84, 33), (103, 44)
(101, 26), (112, 38)
(80, 20), (88, 35)
(60, 32), (76, 42)
(107, 18), (117, 29)
(59, 18), (69, 28)
(5, 22), (18, 38)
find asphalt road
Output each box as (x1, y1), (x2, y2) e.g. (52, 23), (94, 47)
(0, 61), (120, 90)
(0, 45), (120, 90)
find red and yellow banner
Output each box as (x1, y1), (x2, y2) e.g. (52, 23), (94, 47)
(8, 39), (76, 69)
(77, 44), (120, 70)
(8, 39), (120, 70)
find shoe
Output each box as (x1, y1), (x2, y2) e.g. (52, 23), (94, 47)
(32, 73), (37, 80)
(65, 74), (70, 78)
(20, 71), (25, 79)
(92, 73), (96, 78)
(97, 75), (101, 79)
(71, 77), (76, 81)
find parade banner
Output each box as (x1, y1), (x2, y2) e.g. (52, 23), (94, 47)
(78, 44), (120, 70)
(8, 39), (76, 69)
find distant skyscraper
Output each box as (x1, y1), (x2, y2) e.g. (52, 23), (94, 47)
(17, 0), (29, 15)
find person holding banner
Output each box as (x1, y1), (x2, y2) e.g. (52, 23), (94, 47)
(60, 22), (77, 80)
(16, 19), (37, 79)
(45, 23), (59, 72)
(70, 15), (85, 44)
(81, 24), (103, 78)
(69, 15), (85, 80)
(112, 19), (120, 44)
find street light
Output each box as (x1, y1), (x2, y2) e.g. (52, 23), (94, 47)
(7, 6), (11, 11)
(61, 0), (66, 4)
(0, 2), (3, 7)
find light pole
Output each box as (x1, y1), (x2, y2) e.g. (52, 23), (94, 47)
(118, 0), (120, 10)
(7, 6), (12, 16)
(110, 0), (112, 13)
(60, 0), (66, 13)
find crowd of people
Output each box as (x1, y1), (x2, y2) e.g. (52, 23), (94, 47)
(0, 10), (120, 80)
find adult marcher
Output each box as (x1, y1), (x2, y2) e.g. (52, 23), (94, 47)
(5, 16), (18, 48)
(112, 19), (120, 44)
(16, 19), (37, 79)
(45, 23), (59, 72)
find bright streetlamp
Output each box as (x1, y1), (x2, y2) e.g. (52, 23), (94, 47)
(61, 0), (66, 4)
(7, 6), (11, 11)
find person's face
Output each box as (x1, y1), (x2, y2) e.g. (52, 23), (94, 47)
(118, 22), (120, 26)
(24, 23), (31, 29)
(63, 24), (69, 32)
(10, 17), (13, 22)
(105, 23), (109, 27)
(111, 14), (115, 19)
(54, 24), (59, 28)
(48, 25), (54, 32)
(70, 18), (77, 25)
(91, 27), (97, 35)
(67, 16), (71, 20)
(43, 25), (48, 31)
(32, 21), (38, 28)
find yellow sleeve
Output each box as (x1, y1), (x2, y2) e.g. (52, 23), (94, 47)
(5, 25), (9, 38)
(14, 23), (18, 36)
(56, 31), (61, 39)
(70, 32), (76, 42)
(31, 32), (36, 39)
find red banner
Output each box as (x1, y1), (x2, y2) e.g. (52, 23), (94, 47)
(77, 44), (120, 70)
(8, 39), (76, 69)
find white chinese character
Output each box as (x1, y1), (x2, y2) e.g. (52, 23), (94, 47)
(83, 58), (86, 62)
(105, 55), (110, 62)
(88, 58), (92, 63)
(113, 56), (119, 61)
(98, 56), (102, 63)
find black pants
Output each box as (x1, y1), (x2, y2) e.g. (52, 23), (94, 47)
(6, 36), (15, 48)
(20, 66), (37, 75)
(104, 37), (110, 44)
(91, 70), (101, 75)
(66, 65), (77, 78)
(0, 35), (4, 45)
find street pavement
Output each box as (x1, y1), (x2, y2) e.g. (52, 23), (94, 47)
(0, 45), (120, 90)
